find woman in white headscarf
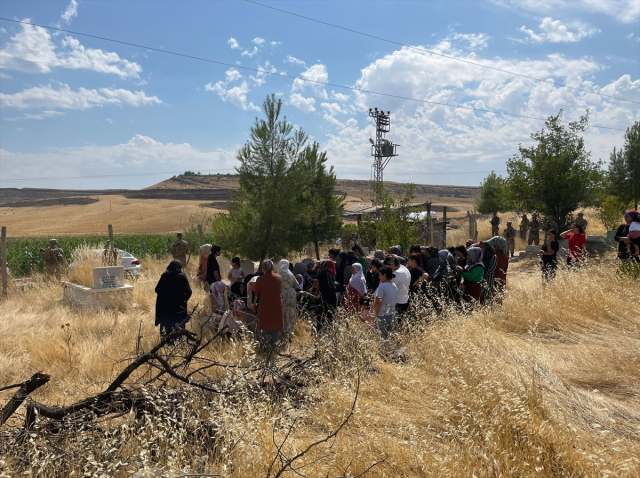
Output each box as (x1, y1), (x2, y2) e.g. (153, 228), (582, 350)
(342, 263), (367, 314)
(278, 259), (299, 336)
(199, 281), (228, 328)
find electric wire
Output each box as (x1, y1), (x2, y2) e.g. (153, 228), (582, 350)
(0, 17), (628, 132)
(245, 0), (640, 106)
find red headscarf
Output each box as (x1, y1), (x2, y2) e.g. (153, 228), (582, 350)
(325, 260), (337, 276)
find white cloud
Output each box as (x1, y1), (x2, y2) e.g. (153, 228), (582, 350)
(489, 0), (640, 24)
(321, 102), (343, 115)
(241, 46), (258, 58)
(447, 32), (490, 50)
(289, 93), (316, 113)
(292, 63), (328, 100)
(225, 68), (242, 82)
(250, 61), (276, 86)
(5, 110), (66, 121)
(228, 37), (240, 49)
(252, 37), (265, 45)
(331, 91), (350, 102)
(519, 17), (599, 43)
(205, 68), (259, 111)
(270, 41), (281, 46)
(61, 0), (79, 24)
(0, 84), (162, 110)
(106, 118), (113, 124)
(0, 27), (7, 34)
(317, 39), (639, 184)
(0, 72), (12, 79)
(0, 22), (142, 78)
(286, 55), (306, 67)
(0, 135), (238, 188)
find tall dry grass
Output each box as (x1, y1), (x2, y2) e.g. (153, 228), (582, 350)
(0, 252), (639, 477)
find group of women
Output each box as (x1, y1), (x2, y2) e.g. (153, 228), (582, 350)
(152, 237), (517, 348)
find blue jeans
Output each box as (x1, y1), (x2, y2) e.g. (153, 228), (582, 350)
(375, 314), (395, 338)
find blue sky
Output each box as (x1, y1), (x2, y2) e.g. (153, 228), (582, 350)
(0, 0), (638, 189)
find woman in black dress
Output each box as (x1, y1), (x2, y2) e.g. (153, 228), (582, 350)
(314, 260), (337, 330)
(540, 230), (560, 281)
(155, 260), (192, 339)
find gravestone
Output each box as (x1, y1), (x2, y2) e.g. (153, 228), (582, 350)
(217, 256), (231, 277)
(93, 266), (125, 289)
(240, 259), (255, 275)
(293, 262), (307, 276)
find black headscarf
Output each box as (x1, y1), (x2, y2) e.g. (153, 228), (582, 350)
(165, 259), (182, 274)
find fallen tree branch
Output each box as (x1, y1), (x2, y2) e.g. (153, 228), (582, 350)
(23, 328), (197, 429)
(0, 372), (51, 427)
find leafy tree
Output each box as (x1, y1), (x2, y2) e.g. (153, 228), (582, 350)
(209, 94), (344, 261)
(295, 142), (345, 259)
(210, 94), (308, 261)
(506, 109), (603, 230)
(475, 171), (509, 215)
(596, 195), (632, 231)
(361, 183), (420, 253)
(607, 121), (640, 210)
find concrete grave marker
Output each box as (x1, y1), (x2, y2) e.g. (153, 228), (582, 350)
(93, 266), (125, 289)
(240, 259), (255, 275)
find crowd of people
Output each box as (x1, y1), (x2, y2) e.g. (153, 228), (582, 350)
(154, 210), (640, 351)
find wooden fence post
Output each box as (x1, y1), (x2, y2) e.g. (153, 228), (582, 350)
(442, 207), (447, 249)
(426, 202), (433, 246)
(197, 224), (203, 247)
(1, 226), (7, 299)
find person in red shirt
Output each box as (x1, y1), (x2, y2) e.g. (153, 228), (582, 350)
(560, 223), (587, 268)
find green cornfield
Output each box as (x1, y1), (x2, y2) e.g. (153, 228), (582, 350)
(6, 230), (216, 277)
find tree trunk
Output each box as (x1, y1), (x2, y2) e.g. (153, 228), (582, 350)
(314, 240), (320, 260)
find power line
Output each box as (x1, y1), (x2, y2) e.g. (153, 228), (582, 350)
(245, 0), (640, 106)
(0, 17), (628, 132)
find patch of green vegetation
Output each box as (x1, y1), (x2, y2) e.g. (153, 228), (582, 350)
(6, 232), (217, 277)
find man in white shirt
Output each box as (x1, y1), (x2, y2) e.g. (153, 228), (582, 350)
(384, 255), (411, 315)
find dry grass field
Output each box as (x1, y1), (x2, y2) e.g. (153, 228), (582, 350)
(1, 241), (638, 476)
(0, 175), (476, 237)
(0, 195), (223, 236)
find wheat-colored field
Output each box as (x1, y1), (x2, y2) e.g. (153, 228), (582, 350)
(1, 236), (638, 476)
(0, 195), (224, 236)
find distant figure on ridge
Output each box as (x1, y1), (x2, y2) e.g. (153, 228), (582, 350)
(42, 239), (65, 281)
(490, 214), (501, 237)
(171, 233), (189, 269)
(503, 221), (517, 257)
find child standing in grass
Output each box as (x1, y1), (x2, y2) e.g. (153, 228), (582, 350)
(228, 257), (245, 284)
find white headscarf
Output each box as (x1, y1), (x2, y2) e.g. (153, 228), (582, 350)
(466, 247), (484, 271)
(210, 281), (226, 307)
(349, 263), (367, 296)
(488, 236), (509, 257)
(278, 259), (290, 274)
(200, 244), (212, 256)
